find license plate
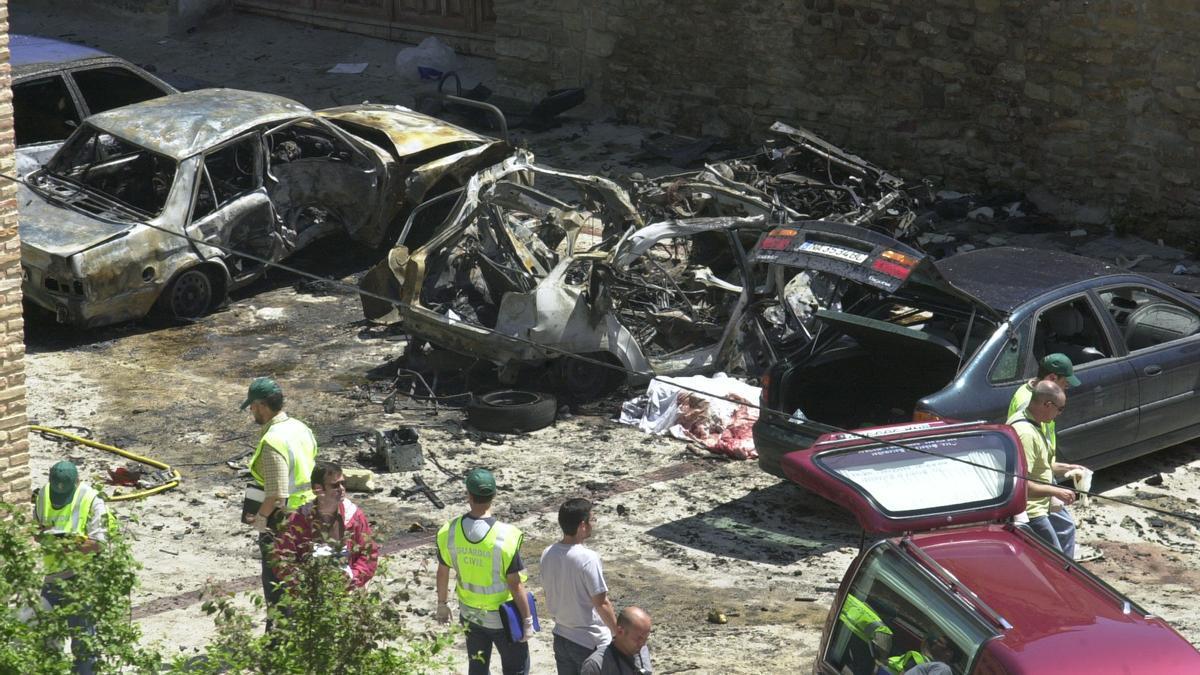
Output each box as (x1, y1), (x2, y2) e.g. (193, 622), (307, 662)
(799, 241), (868, 264)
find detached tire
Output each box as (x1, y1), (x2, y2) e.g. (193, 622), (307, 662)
(466, 390), (557, 434)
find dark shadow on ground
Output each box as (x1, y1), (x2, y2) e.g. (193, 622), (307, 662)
(647, 481), (860, 565)
(228, 233), (379, 302)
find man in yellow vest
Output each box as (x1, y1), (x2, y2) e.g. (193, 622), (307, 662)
(436, 468), (534, 675)
(1009, 381), (1081, 557)
(33, 461), (112, 675)
(1007, 353), (1087, 559)
(240, 376), (318, 624)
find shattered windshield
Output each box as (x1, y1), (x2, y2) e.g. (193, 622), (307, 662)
(43, 124), (176, 216)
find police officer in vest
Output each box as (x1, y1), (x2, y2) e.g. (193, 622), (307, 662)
(436, 468), (534, 675)
(34, 461), (113, 675)
(240, 376), (319, 625)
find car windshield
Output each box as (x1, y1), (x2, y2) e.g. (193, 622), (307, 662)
(43, 124), (176, 216)
(825, 543), (992, 675)
(815, 430), (1019, 517)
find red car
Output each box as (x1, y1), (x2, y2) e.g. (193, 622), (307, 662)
(781, 420), (1200, 674)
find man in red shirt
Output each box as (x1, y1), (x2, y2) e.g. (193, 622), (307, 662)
(273, 462), (379, 589)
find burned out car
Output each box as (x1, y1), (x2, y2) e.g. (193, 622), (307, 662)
(633, 122), (926, 240)
(360, 124), (930, 395)
(19, 88), (510, 327)
(784, 420), (1200, 674)
(753, 224), (1200, 477)
(361, 153), (771, 397)
(13, 34), (178, 174)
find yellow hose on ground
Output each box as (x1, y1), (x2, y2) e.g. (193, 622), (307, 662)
(30, 425), (182, 501)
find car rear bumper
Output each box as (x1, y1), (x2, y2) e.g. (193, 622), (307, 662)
(754, 418), (824, 478)
(22, 275), (159, 328)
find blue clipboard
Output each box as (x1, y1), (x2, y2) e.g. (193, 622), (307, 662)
(498, 592), (540, 643)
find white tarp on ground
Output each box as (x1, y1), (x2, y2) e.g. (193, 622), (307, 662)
(619, 373), (761, 460)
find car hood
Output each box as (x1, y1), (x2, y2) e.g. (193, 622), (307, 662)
(752, 220), (999, 319)
(18, 180), (138, 257)
(317, 104), (494, 155)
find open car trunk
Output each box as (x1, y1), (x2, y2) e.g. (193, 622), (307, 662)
(778, 310), (965, 429)
(752, 221), (998, 429)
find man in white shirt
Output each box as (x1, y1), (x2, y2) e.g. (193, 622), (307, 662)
(540, 498), (619, 675)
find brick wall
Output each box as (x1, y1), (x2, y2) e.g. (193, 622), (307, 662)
(0, 0), (30, 506)
(494, 0), (1200, 248)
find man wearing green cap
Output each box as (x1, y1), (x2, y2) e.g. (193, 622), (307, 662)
(240, 376), (319, 624)
(1007, 352), (1082, 451)
(1007, 353), (1088, 558)
(34, 461), (113, 675)
(436, 467), (534, 675)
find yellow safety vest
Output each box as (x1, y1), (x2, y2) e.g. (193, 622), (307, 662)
(839, 594), (893, 644)
(249, 415), (318, 509)
(35, 484), (104, 574)
(887, 650), (928, 673)
(436, 517), (524, 611)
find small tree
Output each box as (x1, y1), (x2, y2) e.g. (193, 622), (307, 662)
(182, 553), (457, 674)
(0, 503), (162, 674)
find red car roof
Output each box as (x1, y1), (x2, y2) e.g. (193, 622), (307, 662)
(910, 525), (1200, 673)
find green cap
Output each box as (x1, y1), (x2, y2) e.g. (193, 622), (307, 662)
(240, 377), (282, 410)
(1042, 353), (1081, 387)
(464, 468), (496, 498)
(48, 461), (79, 508)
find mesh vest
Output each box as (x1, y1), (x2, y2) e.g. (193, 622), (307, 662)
(249, 415), (318, 509)
(436, 517), (523, 611)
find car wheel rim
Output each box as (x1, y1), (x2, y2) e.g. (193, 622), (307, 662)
(481, 391), (541, 407)
(171, 270), (212, 319)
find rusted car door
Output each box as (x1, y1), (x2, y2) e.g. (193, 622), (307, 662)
(263, 118), (384, 250)
(186, 133), (279, 283)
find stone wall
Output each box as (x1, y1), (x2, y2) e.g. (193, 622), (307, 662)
(0, 0), (29, 506)
(494, 0), (1200, 245)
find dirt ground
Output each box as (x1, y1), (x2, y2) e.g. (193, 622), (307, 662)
(12, 3), (1200, 672)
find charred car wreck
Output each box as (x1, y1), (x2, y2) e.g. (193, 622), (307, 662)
(362, 153), (770, 397)
(20, 88), (510, 328)
(361, 123), (928, 396)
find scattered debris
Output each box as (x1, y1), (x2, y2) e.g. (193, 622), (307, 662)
(342, 468), (376, 493)
(394, 36), (458, 82)
(619, 374), (760, 460)
(390, 475), (445, 509)
(361, 121), (933, 399)
(375, 426), (424, 472)
(326, 62), (368, 74)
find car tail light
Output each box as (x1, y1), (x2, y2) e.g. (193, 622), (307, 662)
(760, 373), (771, 407)
(913, 408), (942, 423)
(871, 257), (913, 280)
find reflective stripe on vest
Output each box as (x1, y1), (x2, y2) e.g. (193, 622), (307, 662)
(436, 517), (522, 611)
(839, 594), (893, 644)
(249, 416), (318, 509)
